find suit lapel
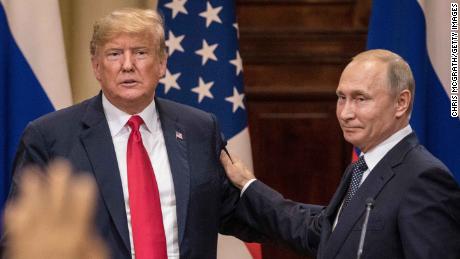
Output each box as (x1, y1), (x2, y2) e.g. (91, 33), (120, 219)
(317, 165), (353, 258)
(156, 98), (190, 245)
(325, 164), (354, 220)
(323, 164), (394, 259)
(79, 94), (131, 252)
(323, 133), (418, 259)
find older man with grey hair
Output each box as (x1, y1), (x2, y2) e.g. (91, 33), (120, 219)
(221, 49), (460, 259)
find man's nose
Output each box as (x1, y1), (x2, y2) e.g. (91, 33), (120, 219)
(338, 100), (355, 121)
(122, 53), (135, 72)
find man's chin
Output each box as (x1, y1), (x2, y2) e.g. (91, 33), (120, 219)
(343, 133), (363, 147)
(118, 89), (153, 102)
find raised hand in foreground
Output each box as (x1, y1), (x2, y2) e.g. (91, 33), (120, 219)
(3, 160), (108, 259)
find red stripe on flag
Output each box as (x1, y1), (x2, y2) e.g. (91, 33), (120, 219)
(245, 243), (262, 259)
(352, 148), (359, 162)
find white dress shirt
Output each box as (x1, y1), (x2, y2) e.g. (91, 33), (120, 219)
(332, 124), (413, 229)
(102, 94), (180, 259)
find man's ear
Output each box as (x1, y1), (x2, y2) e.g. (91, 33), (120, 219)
(158, 54), (167, 78)
(395, 89), (411, 118)
(91, 56), (101, 81)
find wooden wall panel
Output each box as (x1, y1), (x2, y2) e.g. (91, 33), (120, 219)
(244, 64), (344, 91)
(239, 31), (367, 64)
(237, 0), (356, 31)
(248, 99), (350, 205)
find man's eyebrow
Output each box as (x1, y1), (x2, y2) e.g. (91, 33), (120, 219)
(350, 90), (367, 96)
(335, 89), (369, 96)
(131, 46), (151, 49)
(103, 47), (122, 52)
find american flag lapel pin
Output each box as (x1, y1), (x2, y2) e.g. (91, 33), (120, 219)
(176, 131), (183, 140)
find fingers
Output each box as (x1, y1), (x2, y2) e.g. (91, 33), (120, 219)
(46, 160), (100, 246)
(220, 150), (243, 166)
(47, 160), (73, 220)
(45, 160), (97, 230)
(3, 159), (108, 259)
(85, 237), (109, 259)
(220, 150), (232, 168)
(219, 150), (255, 189)
(69, 173), (97, 235)
(5, 166), (45, 233)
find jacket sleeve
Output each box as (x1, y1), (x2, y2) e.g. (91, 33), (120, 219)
(9, 121), (51, 199)
(205, 113), (268, 243)
(398, 167), (460, 259)
(0, 122), (51, 258)
(235, 180), (325, 256)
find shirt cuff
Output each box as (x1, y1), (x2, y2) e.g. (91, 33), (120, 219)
(241, 179), (257, 197)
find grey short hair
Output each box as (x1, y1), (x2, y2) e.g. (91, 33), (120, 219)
(352, 49), (415, 113)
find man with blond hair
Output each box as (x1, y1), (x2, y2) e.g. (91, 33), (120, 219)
(221, 49), (460, 259)
(6, 8), (259, 259)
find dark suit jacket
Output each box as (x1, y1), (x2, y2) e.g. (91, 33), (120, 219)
(236, 133), (460, 259)
(7, 93), (258, 259)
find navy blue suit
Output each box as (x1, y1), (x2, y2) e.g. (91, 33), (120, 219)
(9, 93), (259, 259)
(236, 133), (460, 259)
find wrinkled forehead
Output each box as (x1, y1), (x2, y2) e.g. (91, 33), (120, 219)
(104, 32), (154, 45)
(337, 59), (389, 93)
(96, 31), (157, 54)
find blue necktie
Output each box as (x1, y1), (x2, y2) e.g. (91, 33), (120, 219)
(342, 156), (368, 210)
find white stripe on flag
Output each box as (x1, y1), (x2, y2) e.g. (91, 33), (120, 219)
(218, 234), (253, 259)
(418, 0), (451, 103)
(218, 127), (255, 259)
(227, 127), (254, 172)
(1, 0), (72, 109)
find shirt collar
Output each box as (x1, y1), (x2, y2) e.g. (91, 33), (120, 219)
(102, 93), (158, 137)
(361, 124), (413, 172)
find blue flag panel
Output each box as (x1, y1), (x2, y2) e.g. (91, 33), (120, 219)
(367, 0), (460, 182)
(0, 3), (54, 207)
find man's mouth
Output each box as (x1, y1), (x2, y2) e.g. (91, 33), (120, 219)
(120, 79), (138, 87)
(342, 126), (361, 132)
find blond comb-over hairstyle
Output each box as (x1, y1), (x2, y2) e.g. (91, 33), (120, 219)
(90, 8), (167, 59)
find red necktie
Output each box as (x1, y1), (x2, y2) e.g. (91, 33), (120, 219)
(127, 115), (167, 259)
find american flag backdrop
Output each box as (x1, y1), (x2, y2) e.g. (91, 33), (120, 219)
(157, 0), (246, 138)
(157, 1), (261, 258)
